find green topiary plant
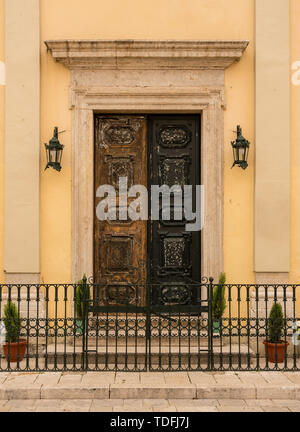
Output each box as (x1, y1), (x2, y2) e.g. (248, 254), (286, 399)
(212, 272), (226, 321)
(4, 301), (21, 343)
(75, 275), (90, 320)
(268, 303), (284, 343)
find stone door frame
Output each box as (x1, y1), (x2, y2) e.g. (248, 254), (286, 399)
(45, 40), (249, 282)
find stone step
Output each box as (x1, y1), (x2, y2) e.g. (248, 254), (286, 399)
(1, 371), (300, 401)
(71, 335), (213, 347)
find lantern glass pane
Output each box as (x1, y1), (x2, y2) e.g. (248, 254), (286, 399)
(50, 149), (56, 163)
(234, 147), (239, 162)
(57, 149), (63, 164)
(240, 146), (246, 161)
(245, 146), (249, 162)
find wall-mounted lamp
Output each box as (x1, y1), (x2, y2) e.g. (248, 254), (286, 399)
(44, 127), (64, 172)
(231, 125), (250, 170)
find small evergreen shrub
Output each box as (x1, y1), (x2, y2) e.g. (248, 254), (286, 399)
(268, 303), (284, 343)
(75, 275), (90, 319)
(212, 272), (226, 321)
(4, 301), (21, 343)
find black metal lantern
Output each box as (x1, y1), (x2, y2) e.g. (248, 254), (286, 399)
(44, 127), (64, 172)
(231, 125), (250, 170)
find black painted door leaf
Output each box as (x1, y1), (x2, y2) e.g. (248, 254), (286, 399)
(148, 115), (201, 306)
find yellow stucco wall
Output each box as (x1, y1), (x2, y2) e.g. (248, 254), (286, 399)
(6, 0), (300, 310)
(291, 0), (300, 284)
(0, 0), (5, 284)
(40, 0), (255, 290)
(2, 0), (300, 320)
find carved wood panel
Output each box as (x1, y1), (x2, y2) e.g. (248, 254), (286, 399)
(94, 116), (147, 305)
(148, 115), (201, 306)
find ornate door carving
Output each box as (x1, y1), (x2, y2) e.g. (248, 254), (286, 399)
(94, 116), (147, 305)
(148, 115), (201, 306)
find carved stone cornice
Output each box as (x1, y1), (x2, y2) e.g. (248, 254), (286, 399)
(45, 39), (249, 70)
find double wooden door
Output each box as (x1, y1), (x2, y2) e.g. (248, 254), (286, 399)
(94, 115), (201, 307)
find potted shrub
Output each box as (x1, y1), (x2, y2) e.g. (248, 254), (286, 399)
(75, 275), (90, 335)
(3, 301), (26, 362)
(263, 302), (289, 363)
(212, 272), (226, 335)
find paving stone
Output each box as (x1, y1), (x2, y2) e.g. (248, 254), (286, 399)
(140, 373), (165, 386)
(152, 406), (177, 412)
(4, 386), (41, 400)
(256, 386), (296, 400)
(90, 406), (113, 412)
(0, 387), (6, 400)
(4, 374), (39, 386)
(295, 387), (300, 400)
(35, 399), (65, 409)
(41, 384), (109, 399)
(36, 407), (65, 412)
(0, 407), (10, 412)
(58, 374), (83, 386)
(123, 399), (144, 409)
(188, 372), (216, 385)
(271, 399), (300, 408)
(179, 406), (218, 412)
(213, 372), (242, 386)
(169, 399), (219, 407)
(35, 372), (62, 387)
(61, 399), (92, 412)
(82, 372), (115, 385)
(236, 372), (268, 385)
(90, 400), (123, 412)
(115, 372), (140, 385)
(35, 399), (70, 412)
(9, 406), (36, 412)
(0, 374), (10, 385)
(142, 399), (170, 408)
(218, 399), (246, 407)
(164, 372), (191, 385)
(284, 372), (300, 385)
(218, 406), (263, 412)
(245, 399), (274, 407)
(3, 373), (41, 399)
(114, 407), (153, 412)
(260, 372), (292, 385)
(96, 399), (125, 407)
(196, 385), (256, 400)
(262, 406), (290, 412)
(4, 399), (36, 411)
(35, 399), (92, 412)
(110, 385), (196, 399)
(288, 406), (300, 412)
(5, 399), (37, 409)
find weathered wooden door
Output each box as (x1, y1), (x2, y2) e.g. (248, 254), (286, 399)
(94, 114), (201, 307)
(94, 116), (147, 305)
(148, 115), (201, 306)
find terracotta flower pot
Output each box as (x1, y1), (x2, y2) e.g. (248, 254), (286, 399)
(3, 339), (27, 363)
(263, 340), (289, 363)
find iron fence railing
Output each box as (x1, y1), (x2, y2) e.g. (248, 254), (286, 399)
(0, 278), (299, 372)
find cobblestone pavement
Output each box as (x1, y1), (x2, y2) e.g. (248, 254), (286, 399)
(0, 371), (300, 412)
(0, 398), (299, 412)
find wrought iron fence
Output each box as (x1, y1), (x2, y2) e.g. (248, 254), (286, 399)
(0, 278), (299, 372)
